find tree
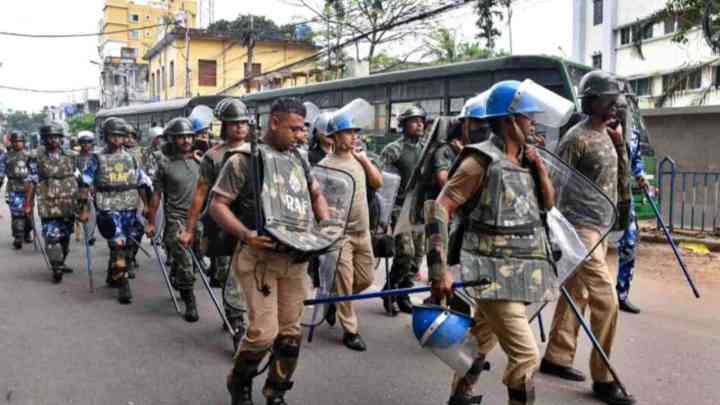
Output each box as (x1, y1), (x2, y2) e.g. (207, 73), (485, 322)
(285, 0), (443, 69)
(207, 14), (315, 44)
(474, 0), (511, 50)
(423, 28), (503, 64)
(67, 113), (96, 136)
(1, 110), (47, 135)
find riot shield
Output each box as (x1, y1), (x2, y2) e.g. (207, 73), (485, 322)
(376, 171), (402, 228)
(302, 165), (355, 330)
(394, 116), (454, 236)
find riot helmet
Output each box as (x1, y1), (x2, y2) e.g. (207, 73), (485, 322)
(398, 105), (427, 131)
(214, 98), (250, 122)
(77, 130), (96, 144)
(40, 121), (66, 142)
(125, 123), (139, 140)
(459, 91), (491, 144)
(485, 79), (574, 128)
(412, 305), (477, 376)
(9, 131), (26, 143)
(101, 117), (128, 140)
(327, 98), (373, 136)
(578, 70), (622, 99)
(189, 104), (213, 133)
(163, 117), (195, 138)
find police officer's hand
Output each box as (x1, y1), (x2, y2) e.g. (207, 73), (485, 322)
(145, 223), (156, 238)
(23, 204), (32, 217)
(637, 176), (654, 196)
(178, 229), (194, 249)
(607, 122), (624, 145)
(78, 209), (89, 224)
(351, 148), (368, 162)
(430, 272), (454, 301)
(524, 145), (547, 173)
(244, 231), (275, 250)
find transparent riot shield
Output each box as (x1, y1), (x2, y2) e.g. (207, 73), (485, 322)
(377, 171), (402, 228)
(302, 165), (355, 330)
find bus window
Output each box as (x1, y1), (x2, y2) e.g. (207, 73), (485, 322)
(390, 99), (443, 134)
(450, 97), (466, 115)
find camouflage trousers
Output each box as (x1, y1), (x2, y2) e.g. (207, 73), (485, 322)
(41, 218), (74, 268)
(163, 219), (196, 291)
(389, 229), (425, 286)
(453, 300), (538, 403)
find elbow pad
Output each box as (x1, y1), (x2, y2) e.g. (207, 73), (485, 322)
(424, 200), (449, 281)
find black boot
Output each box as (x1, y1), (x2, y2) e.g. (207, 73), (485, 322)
(448, 393), (483, 405)
(539, 359), (586, 381)
(381, 281), (399, 316)
(228, 351), (267, 405)
(508, 385), (535, 404)
(13, 239), (22, 250)
(181, 289), (199, 322)
(342, 332), (367, 352)
(592, 382), (636, 405)
(118, 278), (133, 304)
(397, 275), (415, 314)
(52, 266), (63, 284)
(619, 298), (641, 314)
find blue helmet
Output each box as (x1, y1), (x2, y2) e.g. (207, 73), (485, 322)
(191, 117), (210, 133)
(412, 305), (473, 349)
(327, 98), (373, 136)
(485, 80), (542, 120)
(459, 90), (490, 120)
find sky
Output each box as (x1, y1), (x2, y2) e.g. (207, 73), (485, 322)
(0, 0), (486, 113)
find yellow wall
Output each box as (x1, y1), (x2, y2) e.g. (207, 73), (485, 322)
(146, 36), (318, 100)
(101, 0), (197, 63)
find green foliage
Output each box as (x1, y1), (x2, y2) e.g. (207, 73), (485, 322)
(1, 110), (47, 135)
(371, 51), (427, 73)
(424, 28), (505, 64)
(474, 0), (510, 50)
(207, 14), (314, 44)
(67, 113), (96, 136)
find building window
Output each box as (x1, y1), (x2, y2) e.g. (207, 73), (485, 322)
(162, 66), (166, 91)
(156, 69), (161, 95)
(244, 63), (262, 78)
(592, 53), (602, 69)
(664, 16), (677, 34)
(630, 78), (651, 96)
(169, 61), (175, 87)
(130, 30), (140, 40)
(687, 68), (702, 89)
(593, 0), (603, 26)
(199, 60), (217, 87)
(620, 27), (630, 45)
(663, 68), (702, 92)
(130, 14), (139, 23)
(150, 73), (155, 97)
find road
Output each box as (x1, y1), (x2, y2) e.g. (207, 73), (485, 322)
(0, 207), (719, 405)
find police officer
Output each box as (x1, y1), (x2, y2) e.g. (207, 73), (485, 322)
(1, 131), (34, 249)
(143, 126), (166, 180)
(380, 105), (427, 314)
(319, 100), (383, 351)
(146, 117), (202, 323)
(541, 71), (635, 405)
(210, 98), (332, 405)
(24, 122), (80, 283)
(122, 124), (147, 275)
(179, 98), (252, 333)
(79, 117), (151, 303)
(76, 130), (97, 245)
(426, 80), (560, 405)
(307, 111), (334, 166)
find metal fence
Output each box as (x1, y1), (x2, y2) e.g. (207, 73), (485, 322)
(657, 157), (720, 234)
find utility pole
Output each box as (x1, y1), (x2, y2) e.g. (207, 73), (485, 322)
(246, 14), (255, 94)
(185, 25), (191, 97)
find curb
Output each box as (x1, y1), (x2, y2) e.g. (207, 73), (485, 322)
(639, 233), (720, 252)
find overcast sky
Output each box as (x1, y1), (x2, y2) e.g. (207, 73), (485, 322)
(0, 0), (482, 113)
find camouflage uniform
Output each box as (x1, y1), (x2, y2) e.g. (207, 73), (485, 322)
(425, 136), (557, 404)
(154, 153), (201, 292)
(81, 148), (150, 295)
(124, 144), (148, 271)
(428, 143), (457, 199)
(198, 143), (246, 321)
(544, 117), (625, 383)
(75, 151), (95, 242)
(28, 148), (80, 277)
(0, 149), (34, 245)
(381, 135), (425, 311)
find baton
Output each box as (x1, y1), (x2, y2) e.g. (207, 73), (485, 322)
(128, 235), (153, 259)
(31, 206), (52, 273)
(184, 245), (237, 336)
(304, 280), (489, 306)
(537, 312), (546, 343)
(82, 223), (94, 293)
(144, 237), (182, 315)
(644, 188), (700, 298)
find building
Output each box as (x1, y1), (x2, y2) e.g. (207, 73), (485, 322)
(97, 0), (198, 108)
(500, 0), (719, 109)
(143, 29), (321, 101)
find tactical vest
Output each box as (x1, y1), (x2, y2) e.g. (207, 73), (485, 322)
(458, 139), (557, 303)
(388, 137), (423, 203)
(5, 150), (31, 192)
(230, 144), (339, 259)
(36, 151), (79, 219)
(94, 151), (140, 211)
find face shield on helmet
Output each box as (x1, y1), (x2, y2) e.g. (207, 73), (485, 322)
(412, 305), (479, 376)
(327, 98), (373, 136)
(303, 101), (321, 128)
(189, 105), (213, 133)
(512, 80), (574, 128)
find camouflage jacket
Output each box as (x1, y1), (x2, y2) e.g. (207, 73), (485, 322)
(1, 149), (33, 192)
(29, 149), (80, 219)
(380, 135), (424, 204)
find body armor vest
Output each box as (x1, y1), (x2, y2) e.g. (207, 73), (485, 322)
(394, 137), (423, 202)
(457, 139), (556, 303)
(95, 151), (140, 212)
(36, 151), (78, 219)
(6, 150), (31, 192)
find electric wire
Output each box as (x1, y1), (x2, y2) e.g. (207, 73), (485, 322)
(0, 23), (170, 38)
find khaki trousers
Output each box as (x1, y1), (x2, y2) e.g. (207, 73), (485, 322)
(456, 300), (539, 393)
(544, 227), (618, 383)
(335, 230), (375, 334)
(233, 245), (308, 352)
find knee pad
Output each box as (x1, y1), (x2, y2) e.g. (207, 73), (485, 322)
(46, 240), (64, 265)
(110, 246), (128, 271)
(11, 216), (26, 237)
(272, 335), (301, 359)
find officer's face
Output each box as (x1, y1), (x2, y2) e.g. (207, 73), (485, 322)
(46, 135), (62, 150)
(615, 95), (628, 124)
(224, 122), (249, 143)
(404, 117), (425, 138)
(334, 129), (358, 153)
(514, 114), (537, 143)
(463, 118), (490, 145)
(591, 94), (619, 122)
(296, 125), (310, 146)
(174, 134), (194, 153)
(270, 112), (305, 151)
(80, 142), (93, 153)
(12, 140), (24, 152)
(108, 133), (125, 149)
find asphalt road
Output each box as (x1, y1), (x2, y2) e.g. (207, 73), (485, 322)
(0, 207), (719, 405)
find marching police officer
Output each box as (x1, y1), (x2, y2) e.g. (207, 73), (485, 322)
(1, 131), (34, 249)
(180, 98), (252, 334)
(123, 124), (148, 275)
(541, 71), (635, 405)
(210, 98), (332, 405)
(380, 105), (427, 314)
(79, 117), (151, 303)
(24, 122), (80, 283)
(426, 80), (562, 405)
(146, 117), (202, 323)
(76, 131), (97, 245)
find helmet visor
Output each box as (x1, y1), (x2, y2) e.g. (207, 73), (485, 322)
(512, 80), (574, 128)
(330, 98), (373, 134)
(189, 105), (213, 131)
